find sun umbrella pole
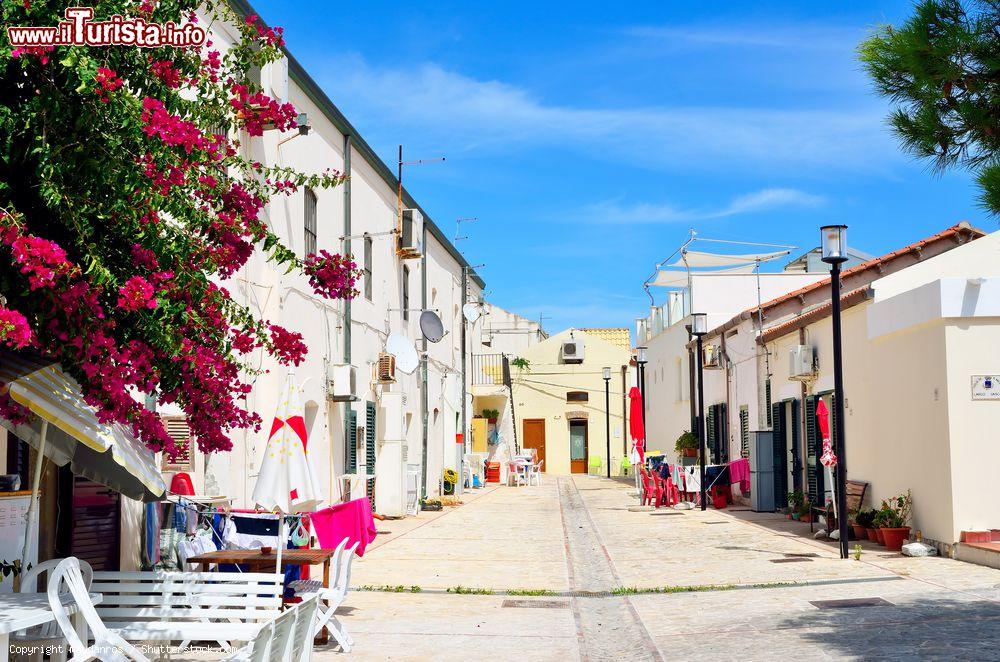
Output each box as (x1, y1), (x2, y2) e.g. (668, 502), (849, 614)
(276, 516), (284, 574)
(17, 420), (48, 590)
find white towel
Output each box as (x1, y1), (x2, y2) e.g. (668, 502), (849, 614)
(684, 467), (701, 492)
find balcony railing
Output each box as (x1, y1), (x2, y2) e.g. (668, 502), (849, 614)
(471, 353), (505, 386)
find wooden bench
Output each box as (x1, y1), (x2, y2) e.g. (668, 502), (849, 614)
(810, 480), (868, 535)
(91, 570), (284, 649)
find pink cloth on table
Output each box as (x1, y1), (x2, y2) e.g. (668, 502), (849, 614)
(729, 458), (750, 493)
(310, 498), (378, 557)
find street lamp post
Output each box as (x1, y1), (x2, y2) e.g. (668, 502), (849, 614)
(821, 225), (850, 560)
(636, 346), (648, 438)
(691, 313), (708, 511)
(603, 367), (611, 478)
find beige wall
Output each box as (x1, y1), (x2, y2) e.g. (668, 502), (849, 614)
(512, 330), (630, 475)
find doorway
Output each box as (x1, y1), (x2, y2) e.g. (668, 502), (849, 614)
(522, 419), (546, 469)
(569, 421), (588, 474)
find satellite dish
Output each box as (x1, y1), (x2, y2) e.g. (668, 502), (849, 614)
(386, 333), (420, 374)
(419, 310), (445, 343)
(462, 303), (481, 324)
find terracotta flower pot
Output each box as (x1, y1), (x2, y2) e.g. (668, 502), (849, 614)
(881, 527), (911, 552)
(865, 527), (878, 541)
(682, 448), (697, 458)
(874, 528), (886, 545)
(792, 513), (800, 521)
(852, 524), (868, 540)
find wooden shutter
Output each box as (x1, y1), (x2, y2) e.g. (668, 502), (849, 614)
(765, 379), (773, 427)
(365, 401), (377, 508)
(739, 406), (749, 458)
(706, 405), (717, 464)
(160, 416), (195, 472)
(346, 408), (358, 473)
(804, 396), (820, 506)
(771, 402), (786, 507)
(717, 402), (728, 464)
(790, 399), (802, 493)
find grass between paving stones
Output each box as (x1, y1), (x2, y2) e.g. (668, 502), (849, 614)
(446, 585), (495, 595)
(359, 584), (423, 593)
(611, 581), (798, 596)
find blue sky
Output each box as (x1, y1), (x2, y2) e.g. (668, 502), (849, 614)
(253, 0), (993, 334)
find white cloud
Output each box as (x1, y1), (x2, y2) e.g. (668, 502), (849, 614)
(316, 56), (895, 173)
(623, 24), (860, 51)
(579, 187), (825, 225)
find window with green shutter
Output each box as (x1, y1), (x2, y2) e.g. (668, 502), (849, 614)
(345, 408), (357, 473)
(804, 395), (826, 506)
(765, 379), (772, 427)
(706, 405), (716, 464)
(739, 406), (749, 458)
(771, 402), (786, 507)
(365, 401), (377, 508)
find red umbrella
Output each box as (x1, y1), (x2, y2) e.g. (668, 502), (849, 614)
(628, 386), (645, 465)
(816, 399), (837, 467)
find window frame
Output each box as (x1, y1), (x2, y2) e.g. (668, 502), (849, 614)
(303, 188), (318, 257)
(363, 235), (373, 301)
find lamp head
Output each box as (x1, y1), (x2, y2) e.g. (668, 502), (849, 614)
(636, 346), (648, 364)
(691, 312), (708, 337)
(602, 366), (611, 381)
(820, 225), (848, 264)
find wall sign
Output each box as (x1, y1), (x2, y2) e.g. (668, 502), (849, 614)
(971, 375), (1000, 400)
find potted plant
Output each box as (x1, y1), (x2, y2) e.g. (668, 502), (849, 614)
(879, 491), (913, 551)
(854, 508), (876, 541)
(872, 506), (891, 545)
(787, 491), (805, 519)
(798, 502), (813, 523)
(674, 431), (699, 458)
(482, 408), (500, 424)
(511, 357), (531, 373)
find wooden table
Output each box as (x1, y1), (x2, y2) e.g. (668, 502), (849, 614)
(186, 548), (337, 644)
(0, 592), (102, 662)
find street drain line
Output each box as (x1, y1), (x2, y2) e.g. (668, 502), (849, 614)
(810, 597), (895, 609)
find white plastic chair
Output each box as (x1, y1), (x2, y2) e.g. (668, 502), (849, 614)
(507, 462), (527, 487)
(312, 541), (359, 651)
(264, 604), (297, 662)
(528, 460), (544, 486)
(47, 557), (150, 662)
(289, 595), (319, 662)
(221, 620), (271, 662)
(13, 558), (94, 662)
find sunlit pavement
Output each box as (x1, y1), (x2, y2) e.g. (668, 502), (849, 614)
(313, 474), (1000, 660)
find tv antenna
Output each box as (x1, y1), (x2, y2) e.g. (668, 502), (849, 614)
(454, 217), (478, 243)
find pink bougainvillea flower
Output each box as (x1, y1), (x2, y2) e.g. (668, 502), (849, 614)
(117, 276), (158, 312)
(0, 307), (33, 349)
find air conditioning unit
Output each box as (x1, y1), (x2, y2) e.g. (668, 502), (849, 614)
(789, 345), (817, 380)
(481, 331), (492, 347)
(376, 352), (396, 383)
(398, 208), (423, 259)
(703, 344), (721, 369)
(561, 337), (585, 364)
(327, 364), (358, 400)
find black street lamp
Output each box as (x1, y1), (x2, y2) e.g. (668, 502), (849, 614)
(691, 313), (708, 510)
(821, 224), (850, 560)
(603, 367), (612, 478)
(636, 346), (648, 442)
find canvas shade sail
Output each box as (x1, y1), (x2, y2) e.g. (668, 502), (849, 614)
(251, 371), (323, 514)
(649, 264), (756, 288)
(670, 249), (790, 268)
(0, 350), (165, 501)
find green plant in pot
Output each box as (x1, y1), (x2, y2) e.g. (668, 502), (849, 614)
(787, 491), (805, 519)
(872, 504), (892, 546)
(482, 408), (501, 424)
(797, 501), (813, 523)
(674, 431), (699, 458)
(855, 508), (877, 541)
(879, 490), (912, 552)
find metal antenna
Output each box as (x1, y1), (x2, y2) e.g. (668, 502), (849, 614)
(454, 217), (478, 244)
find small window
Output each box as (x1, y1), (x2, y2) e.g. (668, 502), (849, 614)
(363, 235), (373, 301)
(161, 416), (196, 472)
(566, 391), (589, 403)
(303, 188), (317, 256)
(402, 266), (410, 321)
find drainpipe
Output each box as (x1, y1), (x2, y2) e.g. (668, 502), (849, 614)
(342, 134), (352, 489)
(620, 365), (628, 461)
(420, 223), (429, 498)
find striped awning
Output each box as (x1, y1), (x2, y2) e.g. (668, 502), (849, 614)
(0, 350), (165, 501)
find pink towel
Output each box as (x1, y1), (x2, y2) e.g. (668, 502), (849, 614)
(729, 458), (751, 493)
(310, 498), (379, 557)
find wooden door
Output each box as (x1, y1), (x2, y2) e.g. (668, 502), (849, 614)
(522, 419), (546, 469)
(569, 421), (588, 474)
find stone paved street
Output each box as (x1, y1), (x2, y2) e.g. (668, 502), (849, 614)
(315, 475), (1000, 661)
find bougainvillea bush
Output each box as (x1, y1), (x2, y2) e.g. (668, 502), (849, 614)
(0, 0), (360, 455)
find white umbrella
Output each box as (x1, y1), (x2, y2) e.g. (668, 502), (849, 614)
(251, 370), (323, 571)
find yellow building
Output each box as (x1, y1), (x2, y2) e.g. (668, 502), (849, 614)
(511, 329), (631, 475)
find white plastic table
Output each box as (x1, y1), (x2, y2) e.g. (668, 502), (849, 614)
(0, 592), (102, 662)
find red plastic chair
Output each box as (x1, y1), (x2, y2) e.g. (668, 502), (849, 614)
(639, 468), (655, 506)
